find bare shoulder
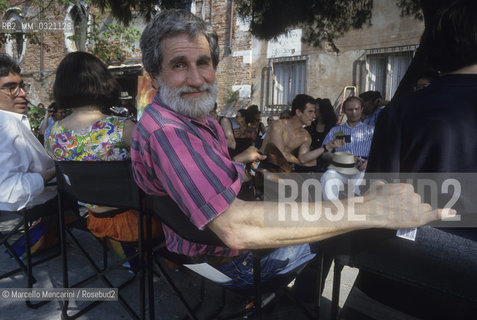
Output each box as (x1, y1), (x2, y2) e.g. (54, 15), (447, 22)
(269, 119), (286, 132)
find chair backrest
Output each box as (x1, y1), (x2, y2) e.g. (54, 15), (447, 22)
(146, 196), (224, 247)
(55, 160), (142, 211)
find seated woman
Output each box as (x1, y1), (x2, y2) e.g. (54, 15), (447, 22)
(230, 109), (255, 158)
(44, 52), (161, 247)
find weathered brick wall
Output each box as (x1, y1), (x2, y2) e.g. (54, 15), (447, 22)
(195, 0), (253, 115)
(1, 1), (68, 107)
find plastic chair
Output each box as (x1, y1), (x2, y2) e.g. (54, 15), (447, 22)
(55, 160), (150, 320)
(146, 195), (323, 320)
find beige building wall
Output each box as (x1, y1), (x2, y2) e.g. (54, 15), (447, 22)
(1, 0), (424, 115)
(203, 0), (424, 115)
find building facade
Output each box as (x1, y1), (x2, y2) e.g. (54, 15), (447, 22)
(1, 0), (424, 116)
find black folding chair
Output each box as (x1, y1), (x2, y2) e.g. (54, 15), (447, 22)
(0, 195), (63, 309)
(146, 195), (324, 320)
(55, 160), (151, 320)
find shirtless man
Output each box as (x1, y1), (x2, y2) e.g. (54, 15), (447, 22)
(261, 94), (343, 167)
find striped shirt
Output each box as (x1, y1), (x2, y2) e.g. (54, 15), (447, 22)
(131, 94), (246, 257)
(322, 121), (374, 158)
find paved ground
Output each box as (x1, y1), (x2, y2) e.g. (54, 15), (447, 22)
(0, 212), (359, 319)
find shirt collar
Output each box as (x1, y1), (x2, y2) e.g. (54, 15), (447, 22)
(0, 109), (26, 120)
(345, 120), (364, 129)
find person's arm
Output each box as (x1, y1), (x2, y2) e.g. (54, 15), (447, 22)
(38, 112), (53, 135)
(268, 120), (301, 164)
(298, 138), (346, 164)
(208, 182), (450, 250)
(123, 119), (136, 148)
(232, 146), (266, 164)
(0, 120), (50, 209)
(219, 117), (236, 150)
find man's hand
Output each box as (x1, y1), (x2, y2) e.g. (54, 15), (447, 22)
(233, 146), (266, 165)
(40, 167), (56, 184)
(327, 139), (345, 150)
(360, 181), (455, 229)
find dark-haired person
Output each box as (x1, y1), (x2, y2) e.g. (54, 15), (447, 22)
(230, 109), (254, 158)
(361, 0), (477, 317)
(262, 94), (343, 169)
(246, 104), (266, 148)
(306, 98), (338, 172)
(44, 51), (162, 248)
(0, 53), (64, 255)
(0, 53), (57, 212)
(38, 102), (66, 136)
(358, 90), (386, 127)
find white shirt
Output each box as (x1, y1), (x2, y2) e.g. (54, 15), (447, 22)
(0, 110), (56, 211)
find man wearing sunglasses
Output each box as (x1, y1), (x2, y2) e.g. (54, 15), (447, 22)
(0, 53), (56, 212)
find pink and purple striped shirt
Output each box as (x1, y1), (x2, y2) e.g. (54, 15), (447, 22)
(131, 95), (246, 257)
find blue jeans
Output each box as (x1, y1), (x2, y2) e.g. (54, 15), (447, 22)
(335, 226), (477, 303)
(215, 243), (318, 290)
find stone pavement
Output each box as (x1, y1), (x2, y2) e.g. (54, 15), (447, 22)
(0, 212), (358, 320)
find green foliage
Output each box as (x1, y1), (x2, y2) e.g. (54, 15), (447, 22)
(27, 103), (46, 138)
(224, 88), (240, 103)
(235, 0), (373, 48)
(396, 0), (423, 20)
(92, 0), (191, 26)
(86, 15), (141, 63)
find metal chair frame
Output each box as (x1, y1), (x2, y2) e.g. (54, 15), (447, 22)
(55, 160), (149, 320)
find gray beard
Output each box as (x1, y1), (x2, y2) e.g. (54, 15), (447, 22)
(156, 77), (218, 120)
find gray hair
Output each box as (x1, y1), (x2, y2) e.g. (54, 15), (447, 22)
(140, 9), (219, 78)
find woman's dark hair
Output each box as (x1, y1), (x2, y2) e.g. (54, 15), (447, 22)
(54, 52), (121, 110)
(424, 0), (477, 73)
(48, 102), (58, 112)
(237, 109), (247, 118)
(245, 104), (260, 125)
(315, 98), (338, 128)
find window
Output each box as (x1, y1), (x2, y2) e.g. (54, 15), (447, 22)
(64, 4), (88, 52)
(271, 57), (307, 106)
(3, 9), (26, 63)
(365, 47), (415, 100)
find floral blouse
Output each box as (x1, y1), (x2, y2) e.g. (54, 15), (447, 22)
(44, 116), (130, 161)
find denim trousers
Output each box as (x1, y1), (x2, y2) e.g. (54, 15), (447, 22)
(332, 226), (477, 302)
(215, 243), (319, 290)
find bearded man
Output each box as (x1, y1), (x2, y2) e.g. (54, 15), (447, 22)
(131, 9), (444, 291)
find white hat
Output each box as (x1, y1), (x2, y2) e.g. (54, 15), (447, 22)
(328, 152), (360, 175)
(120, 91), (132, 100)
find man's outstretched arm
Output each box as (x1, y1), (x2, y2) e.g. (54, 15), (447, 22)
(209, 182), (452, 250)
